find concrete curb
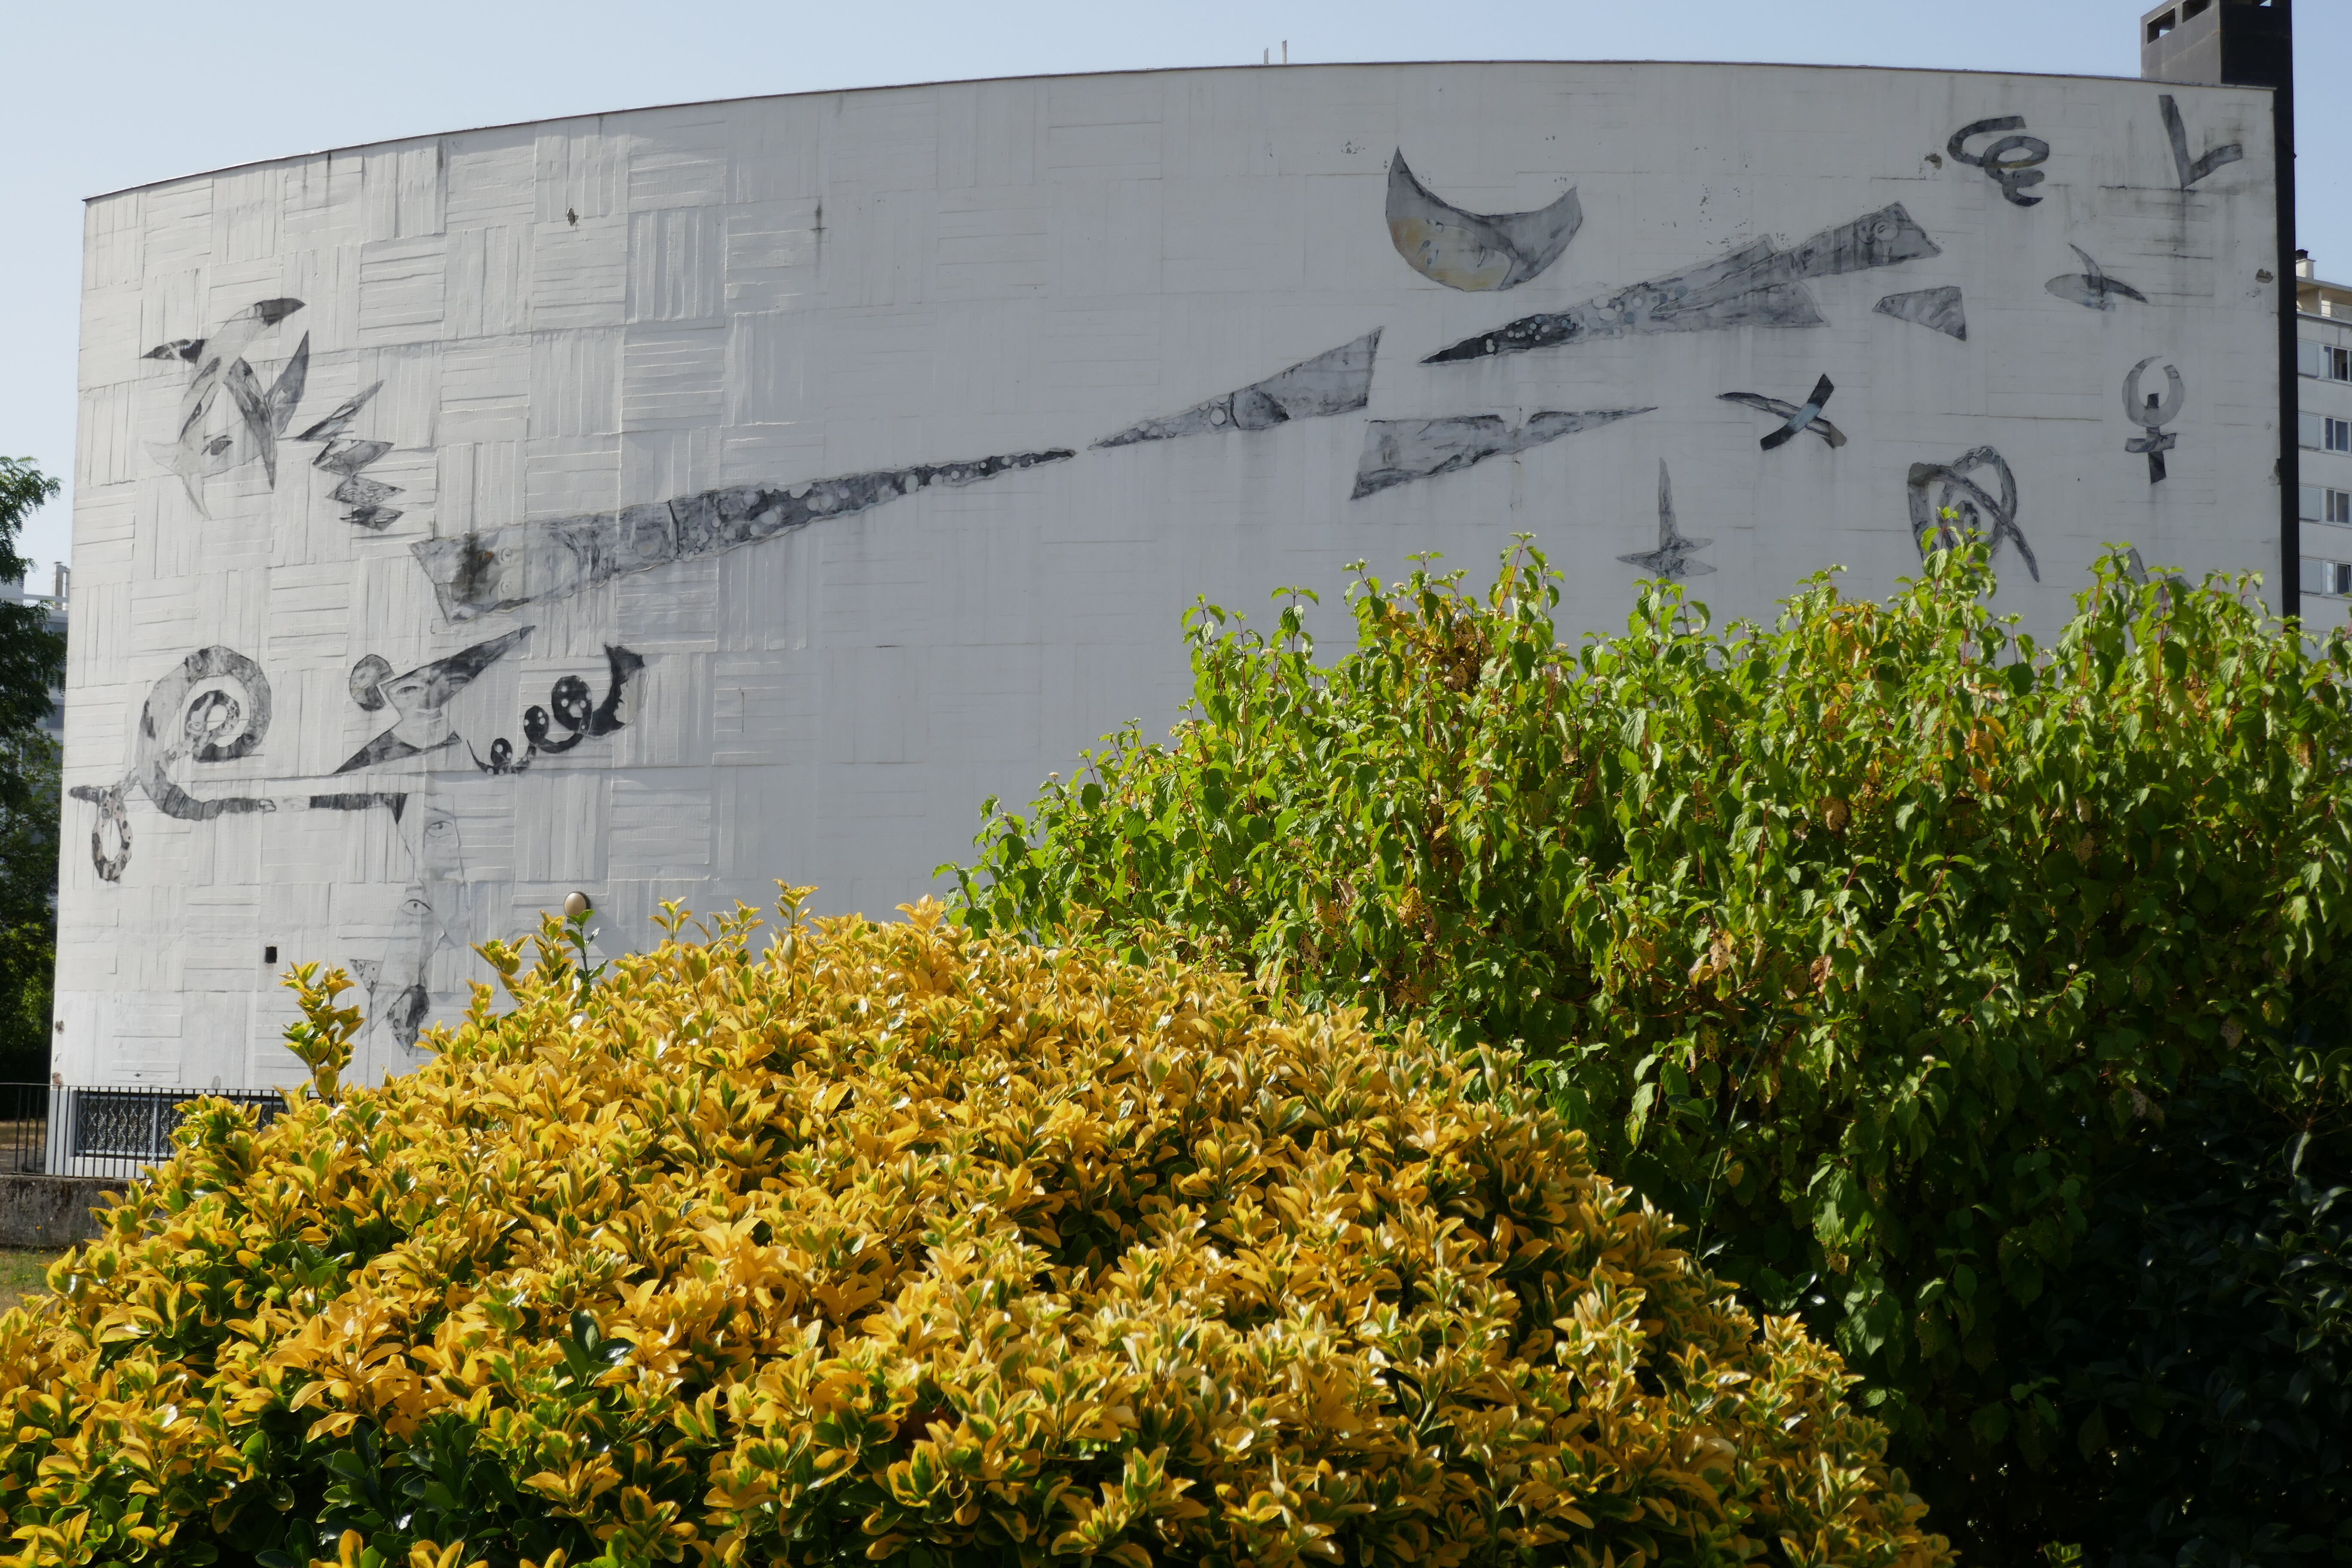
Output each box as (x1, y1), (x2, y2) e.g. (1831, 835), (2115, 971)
(0, 1176), (129, 1249)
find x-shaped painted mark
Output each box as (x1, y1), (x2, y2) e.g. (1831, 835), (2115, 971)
(1720, 375), (1846, 451)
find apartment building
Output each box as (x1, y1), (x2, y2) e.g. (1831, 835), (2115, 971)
(2297, 255), (2352, 627)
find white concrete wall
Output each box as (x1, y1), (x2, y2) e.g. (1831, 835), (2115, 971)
(61, 62), (2281, 1088)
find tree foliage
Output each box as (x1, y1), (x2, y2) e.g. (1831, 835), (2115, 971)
(1997, 1072), (2350, 1563)
(0, 731), (60, 1081)
(0, 898), (1948, 1568)
(950, 545), (2352, 1556)
(0, 457), (64, 1082)
(0, 458), (63, 756)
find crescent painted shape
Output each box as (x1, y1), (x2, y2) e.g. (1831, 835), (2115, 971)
(1386, 152), (1582, 292)
(2124, 356), (2185, 426)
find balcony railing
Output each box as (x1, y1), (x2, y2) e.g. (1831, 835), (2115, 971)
(0, 1083), (289, 1181)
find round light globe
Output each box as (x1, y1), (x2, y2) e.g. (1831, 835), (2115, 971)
(563, 891), (592, 919)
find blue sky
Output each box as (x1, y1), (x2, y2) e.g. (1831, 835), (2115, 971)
(2, 0), (2340, 576)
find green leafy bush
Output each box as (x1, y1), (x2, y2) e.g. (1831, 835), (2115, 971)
(0, 898), (1948, 1568)
(950, 545), (2352, 1553)
(1992, 1072), (2350, 1563)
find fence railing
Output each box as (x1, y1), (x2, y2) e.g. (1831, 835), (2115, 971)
(0, 1084), (289, 1181)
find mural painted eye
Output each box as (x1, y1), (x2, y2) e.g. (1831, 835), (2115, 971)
(489, 738), (514, 769)
(551, 676), (593, 729)
(524, 706), (551, 745)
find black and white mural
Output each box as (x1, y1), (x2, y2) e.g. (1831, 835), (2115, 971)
(1351, 409), (1652, 497)
(1948, 118), (2051, 208)
(1618, 462), (1713, 581)
(1385, 153), (1581, 291)
(2046, 247), (2148, 312)
(1907, 447), (2038, 581)
(1874, 287), (1968, 340)
(60, 64), (2278, 1089)
(1421, 204), (1942, 364)
(1096, 333), (1380, 447)
(1720, 376), (1846, 452)
(2124, 357), (2187, 484)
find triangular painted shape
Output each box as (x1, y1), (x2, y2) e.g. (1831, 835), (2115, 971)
(1874, 286), (1967, 341)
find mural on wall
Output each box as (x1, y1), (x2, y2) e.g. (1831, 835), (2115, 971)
(2158, 94), (2242, 191)
(413, 449), (1075, 622)
(353, 888), (444, 1057)
(296, 383), (401, 530)
(1874, 286), (1969, 340)
(1350, 408), (1652, 498)
(1094, 332), (1379, 447)
(2124, 355), (2186, 483)
(354, 797), (468, 1058)
(144, 300), (309, 513)
(337, 630), (535, 772)
(1720, 375), (1846, 451)
(70, 634), (642, 882)
(1907, 447), (2039, 581)
(479, 646), (645, 773)
(142, 297), (405, 529)
(1422, 204), (1941, 365)
(2046, 246), (2149, 311)
(64, 69), (2282, 1093)
(67, 646), (276, 882)
(1618, 461), (1713, 580)
(1948, 117), (2050, 207)
(1384, 153), (1581, 291)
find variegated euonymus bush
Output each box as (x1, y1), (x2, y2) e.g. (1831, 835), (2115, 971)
(0, 899), (1949, 1568)
(951, 545), (2352, 1556)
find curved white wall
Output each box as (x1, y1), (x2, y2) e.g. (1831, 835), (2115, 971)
(62, 62), (2279, 1087)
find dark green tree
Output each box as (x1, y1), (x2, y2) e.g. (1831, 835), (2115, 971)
(950, 543), (2352, 1559)
(0, 458), (64, 1082)
(1999, 1071), (2349, 1562)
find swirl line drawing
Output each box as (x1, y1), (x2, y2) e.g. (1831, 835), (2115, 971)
(67, 647), (275, 882)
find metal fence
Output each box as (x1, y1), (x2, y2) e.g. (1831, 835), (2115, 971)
(0, 1084), (289, 1180)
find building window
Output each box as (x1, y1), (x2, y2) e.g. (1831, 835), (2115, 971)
(2330, 419), (2352, 453)
(2332, 490), (2352, 525)
(2302, 559), (2352, 597)
(2297, 343), (2352, 380)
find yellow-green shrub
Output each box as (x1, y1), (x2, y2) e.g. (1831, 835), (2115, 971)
(0, 896), (1949, 1568)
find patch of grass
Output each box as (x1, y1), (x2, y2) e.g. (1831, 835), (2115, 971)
(0, 1249), (60, 1312)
